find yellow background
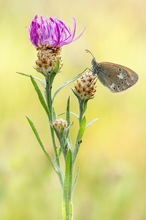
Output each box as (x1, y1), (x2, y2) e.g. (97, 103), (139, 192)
(1, 0), (146, 219)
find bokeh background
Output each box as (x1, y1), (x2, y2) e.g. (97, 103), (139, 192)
(1, 0), (146, 219)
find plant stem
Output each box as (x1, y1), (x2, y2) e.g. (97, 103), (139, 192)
(79, 100), (84, 123)
(73, 99), (87, 165)
(79, 99), (88, 123)
(45, 76), (63, 188)
(62, 150), (73, 220)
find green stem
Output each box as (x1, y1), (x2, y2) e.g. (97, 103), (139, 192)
(73, 99), (87, 165)
(62, 150), (73, 220)
(45, 76), (63, 188)
(62, 195), (73, 220)
(79, 100), (84, 123)
(79, 99), (88, 123)
(55, 131), (68, 160)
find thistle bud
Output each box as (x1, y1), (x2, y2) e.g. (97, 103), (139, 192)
(53, 119), (68, 133)
(35, 47), (63, 75)
(74, 72), (97, 100)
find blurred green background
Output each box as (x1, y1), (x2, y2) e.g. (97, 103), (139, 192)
(1, 0), (146, 219)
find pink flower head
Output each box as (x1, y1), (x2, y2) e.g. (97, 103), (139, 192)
(29, 15), (84, 48)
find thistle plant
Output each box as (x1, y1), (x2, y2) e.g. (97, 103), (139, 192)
(18, 15), (98, 220)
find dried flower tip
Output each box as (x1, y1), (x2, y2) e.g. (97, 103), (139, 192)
(35, 47), (63, 75)
(74, 72), (97, 99)
(53, 119), (68, 133)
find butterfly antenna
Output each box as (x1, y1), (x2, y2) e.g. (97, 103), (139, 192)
(85, 49), (95, 59)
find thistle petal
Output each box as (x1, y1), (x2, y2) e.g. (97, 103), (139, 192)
(29, 15), (84, 48)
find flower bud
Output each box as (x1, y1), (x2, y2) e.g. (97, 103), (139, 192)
(74, 72), (97, 100)
(53, 118), (68, 133)
(35, 47), (63, 75)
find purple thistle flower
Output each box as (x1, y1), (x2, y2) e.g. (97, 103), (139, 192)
(29, 15), (84, 48)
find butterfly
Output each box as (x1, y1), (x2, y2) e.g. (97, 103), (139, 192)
(86, 49), (139, 92)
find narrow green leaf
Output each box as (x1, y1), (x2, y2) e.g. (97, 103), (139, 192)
(78, 116), (86, 140)
(64, 150), (72, 192)
(70, 112), (79, 119)
(72, 88), (80, 100)
(79, 99), (89, 121)
(53, 128), (67, 159)
(30, 76), (50, 117)
(50, 59), (60, 83)
(65, 97), (73, 151)
(72, 169), (79, 192)
(63, 150), (73, 218)
(82, 99), (88, 114)
(52, 74), (81, 102)
(17, 72), (45, 87)
(66, 97), (70, 125)
(66, 136), (73, 151)
(51, 59), (60, 74)
(26, 117), (58, 172)
(58, 111), (79, 119)
(73, 117), (86, 163)
(52, 107), (56, 121)
(16, 71), (31, 77)
(86, 118), (100, 128)
(58, 147), (62, 157)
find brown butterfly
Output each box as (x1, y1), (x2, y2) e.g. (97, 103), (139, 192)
(86, 49), (139, 92)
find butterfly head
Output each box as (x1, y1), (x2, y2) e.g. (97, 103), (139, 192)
(85, 49), (99, 75)
(91, 58), (99, 75)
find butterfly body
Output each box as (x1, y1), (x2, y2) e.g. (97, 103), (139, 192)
(85, 49), (139, 92)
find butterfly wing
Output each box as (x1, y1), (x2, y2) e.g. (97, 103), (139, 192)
(96, 62), (139, 92)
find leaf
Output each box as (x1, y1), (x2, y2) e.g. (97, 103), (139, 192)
(86, 118), (100, 128)
(52, 107), (56, 121)
(62, 149), (73, 219)
(50, 59), (60, 84)
(72, 169), (79, 192)
(51, 59), (60, 75)
(52, 74), (81, 102)
(16, 71), (30, 77)
(58, 111), (79, 119)
(71, 88), (80, 100)
(73, 116), (86, 163)
(16, 72), (45, 87)
(26, 117), (59, 173)
(77, 116), (86, 141)
(58, 147), (62, 157)
(63, 149), (73, 204)
(66, 97), (70, 127)
(66, 136), (73, 151)
(70, 112), (79, 119)
(30, 76), (50, 117)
